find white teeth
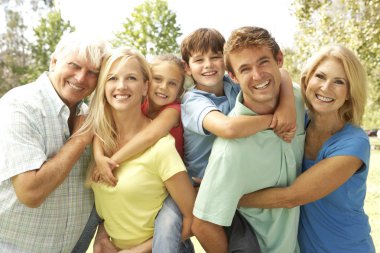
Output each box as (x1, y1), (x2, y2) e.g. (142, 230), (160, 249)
(203, 71), (216, 76)
(156, 93), (168, 98)
(68, 82), (82, 90)
(316, 94), (333, 102)
(114, 95), (129, 100)
(254, 80), (269, 89)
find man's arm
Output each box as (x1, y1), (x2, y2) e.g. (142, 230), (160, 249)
(12, 115), (93, 208)
(192, 217), (228, 253)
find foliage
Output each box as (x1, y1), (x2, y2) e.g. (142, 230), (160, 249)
(0, 9), (30, 95)
(113, 0), (182, 57)
(25, 10), (75, 83)
(0, 0), (56, 95)
(289, 0), (380, 128)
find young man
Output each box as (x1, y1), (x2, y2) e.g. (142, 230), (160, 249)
(191, 26), (306, 253)
(0, 32), (108, 253)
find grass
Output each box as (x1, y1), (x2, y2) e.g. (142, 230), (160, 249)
(87, 140), (380, 252)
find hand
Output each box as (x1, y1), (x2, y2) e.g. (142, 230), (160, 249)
(93, 155), (119, 186)
(93, 223), (118, 253)
(270, 113), (296, 142)
(72, 115), (94, 145)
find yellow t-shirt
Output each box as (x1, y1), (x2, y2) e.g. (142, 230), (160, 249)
(92, 135), (186, 249)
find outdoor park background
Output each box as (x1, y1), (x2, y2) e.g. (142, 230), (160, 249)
(1, 0), (379, 251)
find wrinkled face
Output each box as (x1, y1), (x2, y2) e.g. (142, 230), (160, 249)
(105, 58), (148, 113)
(49, 50), (99, 109)
(229, 47), (282, 113)
(187, 49), (225, 88)
(305, 57), (348, 117)
(149, 61), (183, 110)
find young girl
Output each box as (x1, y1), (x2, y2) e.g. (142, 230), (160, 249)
(82, 47), (195, 251)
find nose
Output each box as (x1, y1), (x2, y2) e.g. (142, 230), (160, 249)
(321, 80), (330, 90)
(251, 67), (261, 80)
(116, 79), (128, 89)
(75, 69), (87, 83)
(204, 58), (213, 68)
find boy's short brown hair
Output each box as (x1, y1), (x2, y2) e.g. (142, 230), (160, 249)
(180, 28), (225, 64)
(224, 26), (280, 75)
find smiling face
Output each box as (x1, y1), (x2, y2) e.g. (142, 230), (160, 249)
(229, 46), (283, 114)
(148, 61), (184, 110)
(304, 57), (348, 118)
(187, 49), (225, 90)
(105, 58), (148, 113)
(49, 50), (99, 109)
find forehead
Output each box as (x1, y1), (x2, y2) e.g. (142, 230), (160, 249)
(230, 47), (273, 68)
(59, 49), (98, 71)
(190, 49), (222, 58)
(110, 57), (141, 74)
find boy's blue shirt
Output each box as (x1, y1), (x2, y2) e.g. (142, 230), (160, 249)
(181, 75), (240, 180)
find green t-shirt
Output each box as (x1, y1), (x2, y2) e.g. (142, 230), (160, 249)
(194, 86), (305, 253)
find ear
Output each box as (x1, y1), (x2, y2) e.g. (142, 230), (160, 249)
(142, 80), (149, 97)
(183, 61), (192, 76)
(49, 55), (57, 72)
(228, 71), (239, 84)
(276, 50), (284, 68)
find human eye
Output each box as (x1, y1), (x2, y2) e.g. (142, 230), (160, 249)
(153, 76), (162, 82)
(334, 79), (346, 85)
(127, 75), (137, 81)
(315, 73), (325, 80)
(107, 75), (117, 81)
(169, 81), (178, 87)
(68, 62), (81, 70)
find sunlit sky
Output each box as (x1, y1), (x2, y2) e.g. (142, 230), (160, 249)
(56, 0), (297, 48)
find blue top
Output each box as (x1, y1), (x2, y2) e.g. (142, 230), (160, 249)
(298, 119), (375, 253)
(181, 76), (240, 179)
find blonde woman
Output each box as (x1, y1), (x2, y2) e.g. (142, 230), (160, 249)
(81, 47), (195, 252)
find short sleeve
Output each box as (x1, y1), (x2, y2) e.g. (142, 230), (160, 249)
(323, 127), (370, 172)
(193, 141), (243, 226)
(181, 91), (219, 135)
(0, 100), (47, 181)
(153, 135), (186, 181)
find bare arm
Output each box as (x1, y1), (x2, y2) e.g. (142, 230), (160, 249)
(118, 239), (153, 253)
(191, 217), (228, 253)
(165, 171), (196, 241)
(93, 108), (180, 186)
(239, 156), (362, 208)
(203, 111), (272, 139)
(112, 108), (179, 163)
(12, 115), (93, 208)
(93, 222), (118, 253)
(92, 136), (119, 186)
(271, 68), (296, 142)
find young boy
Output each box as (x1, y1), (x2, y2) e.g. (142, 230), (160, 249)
(181, 28), (296, 183)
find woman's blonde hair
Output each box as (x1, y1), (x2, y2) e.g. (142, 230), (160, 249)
(81, 47), (151, 157)
(301, 45), (368, 126)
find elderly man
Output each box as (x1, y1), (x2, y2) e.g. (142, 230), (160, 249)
(0, 32), (108, 252)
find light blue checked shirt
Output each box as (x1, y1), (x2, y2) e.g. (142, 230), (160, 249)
(0, 73), (94, 253)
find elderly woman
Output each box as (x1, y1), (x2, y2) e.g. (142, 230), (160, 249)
(238, 45), (375, 253)
(81, 47), (195, 252)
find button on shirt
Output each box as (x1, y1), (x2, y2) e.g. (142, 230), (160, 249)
(0, 73), (93, 253)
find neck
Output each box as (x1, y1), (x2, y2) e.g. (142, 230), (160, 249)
(243, 95), (278, 115)
(112, 108), (150, 142)
(309, 112), (345, 135)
